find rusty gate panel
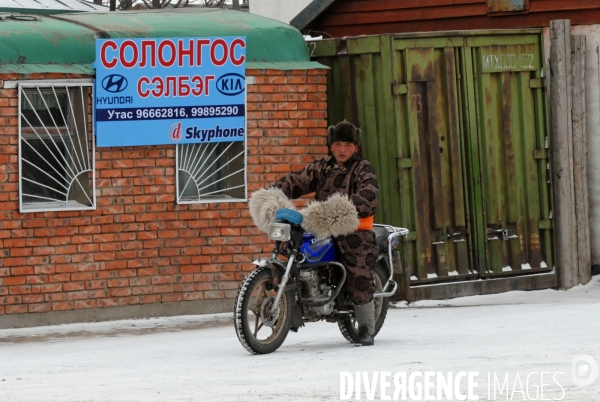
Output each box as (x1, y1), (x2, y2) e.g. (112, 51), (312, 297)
(469, 38), (554, 277)
(394, 40), (474, 285)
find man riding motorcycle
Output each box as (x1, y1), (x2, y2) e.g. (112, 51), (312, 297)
(269, 121), (379, 346)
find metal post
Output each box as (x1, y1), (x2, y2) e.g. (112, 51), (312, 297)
(232, 0), (239, 10)
(109, 0), (116, 11)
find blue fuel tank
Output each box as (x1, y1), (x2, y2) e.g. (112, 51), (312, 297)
(299, 233), (338, 263)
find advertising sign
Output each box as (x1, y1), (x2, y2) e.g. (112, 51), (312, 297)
(94, 37), (246, 147)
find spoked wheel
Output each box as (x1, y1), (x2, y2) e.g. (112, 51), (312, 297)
(338, 262), (390, 343)
(234, 267), (294, 354)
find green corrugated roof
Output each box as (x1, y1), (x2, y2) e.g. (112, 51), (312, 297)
(0, 0), (108, 15)
(0, 8), (324, 73)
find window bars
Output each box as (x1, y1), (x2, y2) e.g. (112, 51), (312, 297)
(176, 141), (246, 204)
(18, 84), (96, 212)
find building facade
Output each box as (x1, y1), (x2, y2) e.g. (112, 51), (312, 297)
(0, 8), (328, 328)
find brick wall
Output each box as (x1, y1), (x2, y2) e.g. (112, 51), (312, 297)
(0, 68), (328, 317)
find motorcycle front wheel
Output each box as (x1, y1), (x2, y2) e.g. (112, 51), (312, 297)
(234, 266), (294, 354)
(338, 261), (390, 343)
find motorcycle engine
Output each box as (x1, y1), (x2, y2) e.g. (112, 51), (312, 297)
(298, 268), (335, 318)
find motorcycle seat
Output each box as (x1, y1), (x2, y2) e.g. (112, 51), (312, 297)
(372, 226), (389, 252)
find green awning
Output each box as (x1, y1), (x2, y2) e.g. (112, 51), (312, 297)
(0, 8), (326, 73)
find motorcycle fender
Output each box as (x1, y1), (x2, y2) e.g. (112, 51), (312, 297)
(251, 258), (286, 281)
(251, 258), (285, 270)
(251, 258), (269, 267)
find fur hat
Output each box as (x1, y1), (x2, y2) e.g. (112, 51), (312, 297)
(327, 121), (361, 146)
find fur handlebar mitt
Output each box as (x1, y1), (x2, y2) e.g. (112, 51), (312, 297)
(248, 188), (296, 233)
(300, 193), (359, 239)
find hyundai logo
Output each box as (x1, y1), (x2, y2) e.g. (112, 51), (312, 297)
(216, 73), (245, 96)
(101, 74), (128, 93)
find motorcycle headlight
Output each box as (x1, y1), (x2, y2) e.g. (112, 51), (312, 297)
(268, 222), (291, 241)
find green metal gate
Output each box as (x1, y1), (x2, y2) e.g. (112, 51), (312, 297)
(313, 30), (554, 296)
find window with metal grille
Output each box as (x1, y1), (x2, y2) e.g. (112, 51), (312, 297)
(18, 84), (96, 212)
(176, 141), (246, 204)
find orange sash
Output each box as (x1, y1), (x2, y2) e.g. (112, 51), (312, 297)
(357, 215), (374, 231)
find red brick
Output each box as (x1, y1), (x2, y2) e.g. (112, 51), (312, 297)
(140, 294), (161, 304)
(23, 294), (44, 303)
(131, 286), (153, 295)
(10, 248), (32, 257)
(89, 289), (110, 299)
(94, 252), (115, 261)
(28, 303), (51, 313)
(6, 305), (28, 314)
(107, 279), (129, 288)
(66, 291), (89, 301)
(174, 283), (194, 292)
(51, 302), (73, 311)
(161, 293), (182, 303)
(72, 273), (93, 281)
(4, 276), (26, 286)
(4, 239), (26, 248)
(85, 280), (106, 290)
(75, 300), (97, 309)
(9, 285), (31, 295)
(48, 274), (70, 283)
(96, 298), (118, 308)
(119, 296), (139, 305)
(110, 288), (132, 297)
(115, 269), (137, 278)
(3, 257), (26, 266)
(180, 265), (202, 274)
(45, 293), (67, 302)
(151, 276), (172, 285)
(62, 282), (85, 291)
(34, 283), (56, 294)
(0, 295), (21, 305)
(78, 244), (99, 253)
(34, 266), (55, 275)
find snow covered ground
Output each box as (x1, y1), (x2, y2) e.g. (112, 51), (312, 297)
(1, 276), (599, 402)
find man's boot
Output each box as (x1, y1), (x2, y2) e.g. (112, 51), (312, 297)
(354, 300), (375, 346)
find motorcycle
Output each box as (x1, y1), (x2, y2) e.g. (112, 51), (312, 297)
(234, 190), (408, 354)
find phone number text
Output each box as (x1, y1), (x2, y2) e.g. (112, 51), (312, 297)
(96, 104), (245, 122)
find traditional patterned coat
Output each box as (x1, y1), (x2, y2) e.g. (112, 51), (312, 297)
(273, 154), (379, 305)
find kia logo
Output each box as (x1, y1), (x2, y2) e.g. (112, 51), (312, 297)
(216, 73), (245, 96)
(101, 74), (128, 93)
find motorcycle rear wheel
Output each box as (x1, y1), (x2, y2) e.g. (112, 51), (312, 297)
(338, 262), (390, 343)
(234, 266), (294, 354)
